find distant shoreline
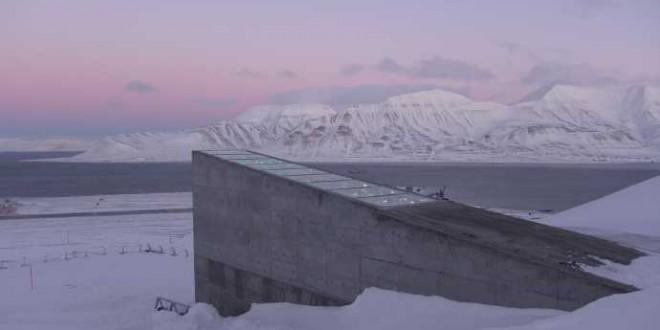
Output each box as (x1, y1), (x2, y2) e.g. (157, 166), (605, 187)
(0, 151), (83, 161)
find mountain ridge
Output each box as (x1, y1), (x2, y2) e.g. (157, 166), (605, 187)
(71, 85), (660, 162)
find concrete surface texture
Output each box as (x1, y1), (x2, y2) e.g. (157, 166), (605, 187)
(192, 150), (643, 316)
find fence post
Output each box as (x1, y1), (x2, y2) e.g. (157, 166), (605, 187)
(29, 264), (34, 290)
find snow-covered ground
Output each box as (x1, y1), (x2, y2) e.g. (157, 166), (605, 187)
(1, 175), (659, 329)
(0, 213), (193, 330)
(7, 192), (191, 215)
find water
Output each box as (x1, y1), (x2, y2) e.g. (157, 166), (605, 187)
(0, 160), (191, 197)
(0, 151), (82, 161)
(1, 153), (659, 212)
(311, 162), (660, 212)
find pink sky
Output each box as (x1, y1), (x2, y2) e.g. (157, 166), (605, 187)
(1, 0), (659, 138)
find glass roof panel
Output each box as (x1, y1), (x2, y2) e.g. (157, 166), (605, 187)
(204, 150), (251, 154)
(248, 163), (301, 170)
(309, 180), (373, 190)
(266, 167), (327, 176)
(219, 154), (270, 160)
(203, 150), (436, 208)
(286, 174), (348, 183)
(233, 158), (285, 165)
(334, 186), (402, 198)
(359, 193), (435, 207)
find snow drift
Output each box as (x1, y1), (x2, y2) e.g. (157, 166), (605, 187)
(72, 85), (660, 162)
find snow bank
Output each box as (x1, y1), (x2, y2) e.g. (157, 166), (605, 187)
(153, 288), (562, 330)
(492, 281), (660, 330)
(154, 258), (660, 330)
(492, 252), (660, 330)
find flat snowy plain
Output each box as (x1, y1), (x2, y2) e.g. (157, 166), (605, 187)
(1, 177), (659, 329)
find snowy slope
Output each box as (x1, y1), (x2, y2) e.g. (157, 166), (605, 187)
(624, 86), (660, 145)
(234, 104), (336, 129)
(71, 85), (660, 162)
(479, 85), (645, 160)
(543, 175), (660, 238)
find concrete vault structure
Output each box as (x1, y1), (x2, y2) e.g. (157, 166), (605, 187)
(193, 150), (644, 316)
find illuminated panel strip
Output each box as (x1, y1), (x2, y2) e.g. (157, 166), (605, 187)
(203, 150), (436, 208)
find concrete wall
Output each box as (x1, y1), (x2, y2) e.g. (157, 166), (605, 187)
(193, 152), (633, 315)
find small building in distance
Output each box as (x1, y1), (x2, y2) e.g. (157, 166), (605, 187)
(192, 150), (643, 316)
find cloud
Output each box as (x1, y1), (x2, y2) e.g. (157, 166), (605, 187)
(268, 84), (444, 105)
(191, 97), (238, 108)
(562, 0), (620, 18)
(414, 57), (494, 80)
(498, 41), (540, 61)
(522, 62), (618, 86)
(124, 80), (157, 93)
(620, 73), (660, 87)
(498, 41), (573, 65)
(374, 57), (494, 81)
(233, 68), (265, 78)
(375, 58), (409, 75)
(278, 69), (298, 79)
(339, 63), (365, 77)
(499, 42), (522, 55)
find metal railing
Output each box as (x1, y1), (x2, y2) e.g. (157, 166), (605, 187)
(154, 297), (190, 315)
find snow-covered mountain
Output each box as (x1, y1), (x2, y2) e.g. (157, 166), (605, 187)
(72, 85), (660, 162)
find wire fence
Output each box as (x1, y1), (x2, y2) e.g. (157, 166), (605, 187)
(0, 242), (191, 271)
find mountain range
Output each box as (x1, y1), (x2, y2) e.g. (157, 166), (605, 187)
(72, 84), (660, 162)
